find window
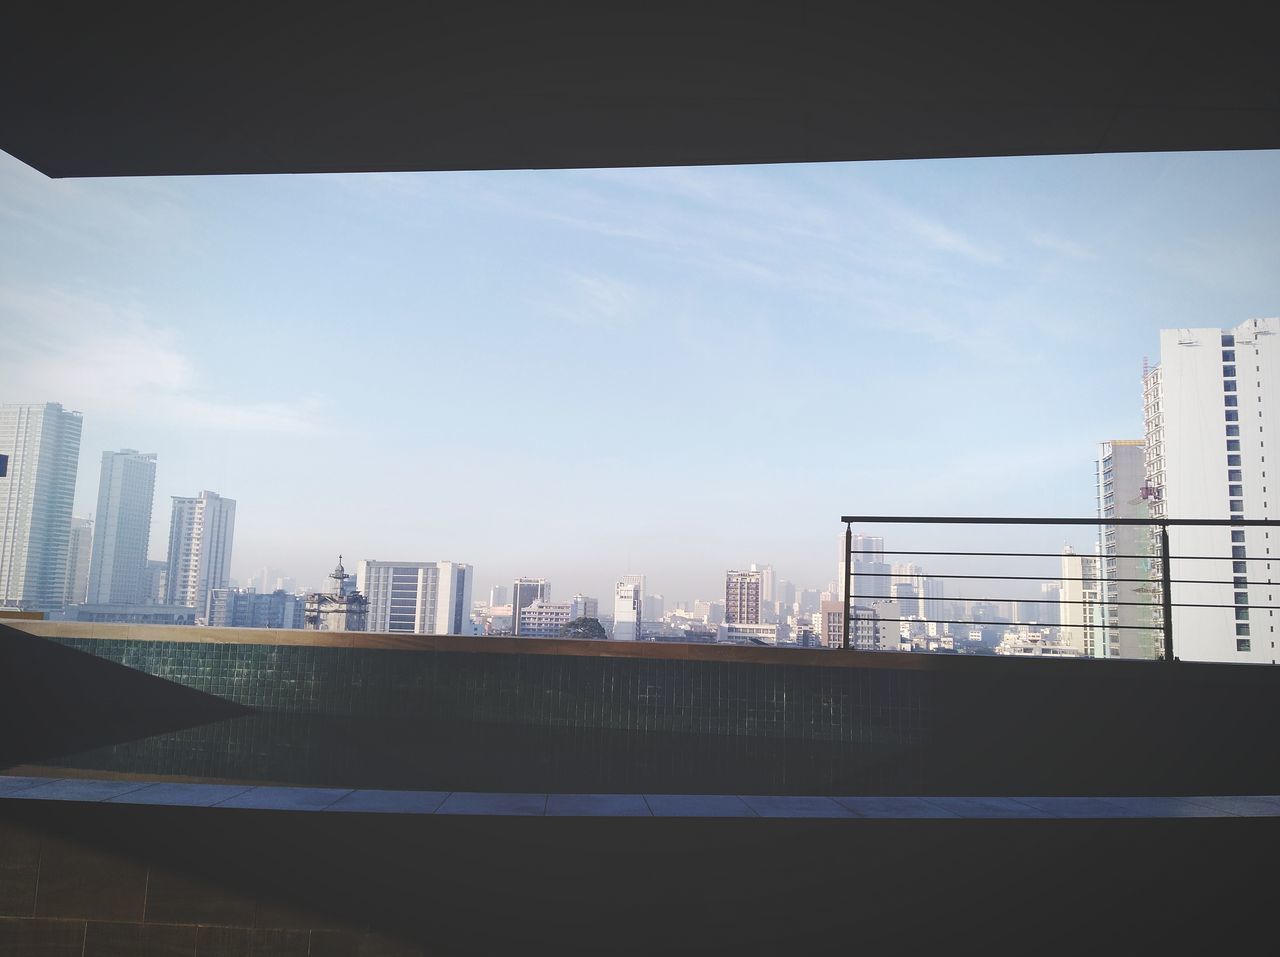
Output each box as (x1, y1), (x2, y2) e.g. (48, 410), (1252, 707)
(1226, 396), (1238, 406)
(1226, 410), (1239, 422)
(1230, 485), (1244, 496)
(1233, 546), (1247, 559)
(1237, 637), (1252, 650)
(1224, 380), (1237, 392)
(1224, 365), (1236, 377)
(1229, 454), (1242, 466)
(1227, 425), (1240, 436)
(1230, 469), (1243, 481)
(1223, 349), (1235, 361)
(1235, 608), (1249, 621)
(1233, 530), (1246, 542)
(1234, 562), (1249, 574)
(1224, 334), (1236, 347)
(1235, 576), (1248, 588)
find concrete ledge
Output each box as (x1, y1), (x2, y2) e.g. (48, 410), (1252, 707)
(4, 776), (1279, 819)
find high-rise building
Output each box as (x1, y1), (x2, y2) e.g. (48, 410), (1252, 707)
(643, 593), (664, 622)
(0, 402), (83, 611)
(489, 584), (508, 607)
(63, 517), (93, 606)
(569, 594), (599, 620)
(360, 560), (473, 635)
(511, 577), (550, 636)
(838, 533), (891, 605)
(750, 564), (775, 605)
(1096, 439), (1159, 658)
(725, 569), (762, 624)
(1059, 546), (1103, 656)
(87, 449), (157, 605)
(613, 579), (642, 640)
(1144, 319), (1280, 663)
(164, 490), (237, 615)
(616, 575), (645, 626)
(143, 559), (168, 604)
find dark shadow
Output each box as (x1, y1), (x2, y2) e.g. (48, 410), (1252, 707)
(0, 624), (250, 768)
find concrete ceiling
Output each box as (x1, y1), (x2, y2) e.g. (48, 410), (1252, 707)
(3, 1), (1277, 178)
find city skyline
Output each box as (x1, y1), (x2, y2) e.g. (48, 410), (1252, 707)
(2, 147), (1279, 603)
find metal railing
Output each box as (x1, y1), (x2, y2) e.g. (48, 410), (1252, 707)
(839, 515), (1280, 661)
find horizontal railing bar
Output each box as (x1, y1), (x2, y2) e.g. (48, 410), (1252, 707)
(848, 570), (1276, 586)
(869, 549), (1275, 561)
(841, 515), (1280, 527)
(874, 617), (1161, 632)
(850, 595), (1280, 611)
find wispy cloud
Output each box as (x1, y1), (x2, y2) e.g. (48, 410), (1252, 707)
(1030, 231), (1097, 260)
(0, 286), (324, 434)
(542, 271), (639, 329)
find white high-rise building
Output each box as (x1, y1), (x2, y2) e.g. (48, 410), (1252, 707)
(725, 569), (762, 624)
(616, 575), (645, 626)
(613, 579), (642, 640)
(63, 517), (93, 606)
(1144, 319), (1280, 663)
(1059, 546), (1103, 656)
(0, 402), (83, 611)
(87, 449), (157, 605)
(511, 577), (550, 636)
(360, 560), (473, 635)
(165, 490), (236, 614)
(1096, 439), (1159, 659)
(517, 599), (573, 637)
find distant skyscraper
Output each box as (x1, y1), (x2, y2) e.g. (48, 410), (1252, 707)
(838, 533), (891, 605)
(619, 574), (646, 605)
(489, 584), (509, 607)
(0, 402), (83, 611)
(1096, 439), (1158, 658)
(1144, 319), (1280, 663)
(165, 490), (236, 614)
(511, 577), (550, 635)
(569, 593), (598, 620)
(87, 449), (157, 605)
(613, 579), (642, 640)
(63, 517), (93, 606)
(143, 559), (168, 604)
(725, 569), (762, 624)
(643, 593), (664, 621)
(360, 560), (473, 634)
(1059, 546), (1102, 656)
(750, 564), (775, 604)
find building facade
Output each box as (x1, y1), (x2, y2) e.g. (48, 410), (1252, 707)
(511, 577), (550, 636)
(164, 490), (236, 616)
(517, 599), (573, 637)
(1096, 439), (1159, 659)
(304, 557), (369, 632)
(725, 569), (762, 625)
(206, 588), (304, 629)
(87, 449), (157, 605)
(0, 402), (83, 611)
(63, 516), (93, 606)
(360, 560), (473, 635)
(613, 579), (642, 641)
(1059, 546), (1103, 656)
(1144, 319), (1280, 663)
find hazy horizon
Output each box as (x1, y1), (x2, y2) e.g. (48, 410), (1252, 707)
(3, 147), (1278, 606)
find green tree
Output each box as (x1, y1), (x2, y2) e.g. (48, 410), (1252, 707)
(561, 617), (607, 641)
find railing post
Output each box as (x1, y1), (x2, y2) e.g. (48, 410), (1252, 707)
(1160, 521), (1175, 661)
(842, 522), (852, 651)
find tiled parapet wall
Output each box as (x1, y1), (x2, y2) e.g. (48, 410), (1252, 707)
(10, 622), (1280, 763)
(11, 623), (928, 743)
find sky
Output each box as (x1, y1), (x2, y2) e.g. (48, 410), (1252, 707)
(2, 148), (1279, 606)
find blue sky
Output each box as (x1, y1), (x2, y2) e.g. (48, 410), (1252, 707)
(2, 148), (1278, 605)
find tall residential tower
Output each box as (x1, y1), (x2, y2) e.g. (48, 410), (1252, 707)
(1143, 319), (1280, 663)
(0, 402), (83, 611)
(87, 450), (157, 605)
(165, 490), (236, 615)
